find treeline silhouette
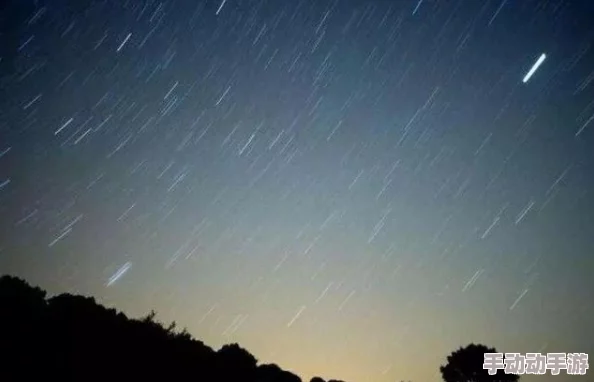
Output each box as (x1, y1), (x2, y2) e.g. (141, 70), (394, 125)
(0, 275), (519, 382)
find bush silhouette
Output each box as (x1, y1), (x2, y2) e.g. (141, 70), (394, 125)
(3, 274), (519, 382)
(258, 363), (302, 382)
(0, 274), (309, 382)
(440, 343), (520, 381)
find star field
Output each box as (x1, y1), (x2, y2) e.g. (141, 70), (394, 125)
(1, 1), (594, 381)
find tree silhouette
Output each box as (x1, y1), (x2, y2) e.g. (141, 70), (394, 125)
(3, 274), (521, 382)
(0, 274), (324, 382)
(0, 275), (49, 381)
(257, 363), (302, 382)
(440, 343), (520, 382)
(218, 342), (259, 369)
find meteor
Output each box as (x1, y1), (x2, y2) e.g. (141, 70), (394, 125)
(522, 53), (546, 83)
(106, 262), (132, 287)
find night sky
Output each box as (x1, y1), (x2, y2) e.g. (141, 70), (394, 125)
(1, 1), (594, 381)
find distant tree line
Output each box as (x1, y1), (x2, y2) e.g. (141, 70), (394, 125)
(0, 275), (518, 382)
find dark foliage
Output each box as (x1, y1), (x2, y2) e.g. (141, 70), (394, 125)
(1, 274), (518, 382)
(440, 343), (520, 382)
(0, 275), (330, 382)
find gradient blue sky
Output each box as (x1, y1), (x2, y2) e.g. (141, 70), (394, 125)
(1, 1), (593, 381)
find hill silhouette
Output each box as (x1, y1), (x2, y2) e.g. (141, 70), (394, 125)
(0, 274), (344, 382)
(0, 274), (519, 382)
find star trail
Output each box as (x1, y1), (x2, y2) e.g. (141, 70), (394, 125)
(1, 1), (593, 381)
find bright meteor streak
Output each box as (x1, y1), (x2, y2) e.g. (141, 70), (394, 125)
(522, 53), (546, 83)
(106, 262), (132, 287)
